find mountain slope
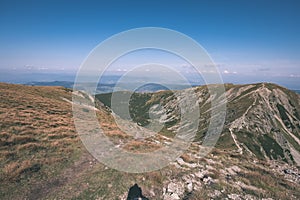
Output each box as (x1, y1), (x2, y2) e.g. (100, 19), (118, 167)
(225, 83), (300, 164)
(1, 82), (300, 199)
(96, 83), (300, 166)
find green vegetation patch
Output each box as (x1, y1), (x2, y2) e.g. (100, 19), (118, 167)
(276, 103), (289, 122)
(258, 134), (285, 160)
(235, 130), (264, 159)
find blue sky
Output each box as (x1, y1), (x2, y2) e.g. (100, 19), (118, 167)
(0, 0), (299, 88)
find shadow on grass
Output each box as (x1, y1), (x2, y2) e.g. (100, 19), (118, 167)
(127, 183), (149, 200)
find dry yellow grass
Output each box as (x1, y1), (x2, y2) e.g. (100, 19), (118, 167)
(3, 160), (40, 181)
(123, 140), (161, 153)
(16, 142), (43, 151)
(0, 82), (149, 187)
(180, 153), (195, 163)
(0, 83), (78, 182)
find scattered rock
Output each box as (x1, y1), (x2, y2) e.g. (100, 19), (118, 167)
(163, 181), (185, 200)
(203, 176), (213, 185)
(186, 182), (193, 193)
(228, 193), (242, 200)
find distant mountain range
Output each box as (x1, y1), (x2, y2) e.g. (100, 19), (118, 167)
(25, 81), (194, 93)
(294, 90), (300, 94)
(24, 80), (300, 94)
(26, 81), (74, 88)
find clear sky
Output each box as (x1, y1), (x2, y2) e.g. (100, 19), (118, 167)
(0, 0), (299, 88)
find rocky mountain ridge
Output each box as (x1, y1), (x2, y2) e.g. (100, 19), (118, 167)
(96, 83), (300, 167)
